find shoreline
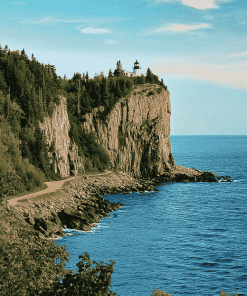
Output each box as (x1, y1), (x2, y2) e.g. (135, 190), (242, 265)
(2, 172), (156, 239)
(2, 168), (232, 239)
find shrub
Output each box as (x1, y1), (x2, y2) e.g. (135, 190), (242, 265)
(53, 252), (118, 296)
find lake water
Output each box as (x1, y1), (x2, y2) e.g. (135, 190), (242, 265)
(56, 136), (247, 296)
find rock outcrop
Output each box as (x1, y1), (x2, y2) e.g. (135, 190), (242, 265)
(40, 96), (84, 177)
(82, 84), (174, 177)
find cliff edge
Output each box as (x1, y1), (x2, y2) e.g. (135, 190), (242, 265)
(82, 84), (174, 177)
(38, 84), (231, 183)
(81, 83), (231, 182)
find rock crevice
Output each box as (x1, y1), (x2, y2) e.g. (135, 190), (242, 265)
(40, 97), (84, 177)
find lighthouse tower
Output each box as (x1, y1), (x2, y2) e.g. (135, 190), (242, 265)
(133, 60), (141, 76)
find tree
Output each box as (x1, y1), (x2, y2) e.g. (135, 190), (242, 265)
(113, 61), (124, 77)
(108, 69), (113, 77)
(53, 252), (118, 296)
(85, 71), (89, 82)
(145, 67), (154, 84)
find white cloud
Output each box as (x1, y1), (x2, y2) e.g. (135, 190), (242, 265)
(79, 28), (110, 34)
(150, 0), (232, 10)
(181, 0), (217, 10)
(19, 16), (102, 24)
(155, 23), (211, 32)
(152, 59), (247, 90)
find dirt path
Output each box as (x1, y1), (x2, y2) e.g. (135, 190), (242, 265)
(8, 171), (112, 206)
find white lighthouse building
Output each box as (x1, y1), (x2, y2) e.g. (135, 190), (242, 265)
(133, 60), (141, 76)
(124, 60), (141, 77)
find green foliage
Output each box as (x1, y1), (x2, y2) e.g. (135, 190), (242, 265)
(53, 252), (118, 296)
(113, 60), (124, 77)
(69, 119), (110, 173)
(0, 230), (68, 296)
(147, 90), (155, 96)
(0, 45), (65, 195)
(145, 68), (167, 90)
(0, 228), (118, 296)
(0, 120), (45, 197)
(0, 46), (61, 123)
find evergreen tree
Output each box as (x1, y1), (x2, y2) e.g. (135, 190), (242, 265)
(85, 71), (89, 82)
(113, 61), (124, 77)
(145, 67), (154, 83)
(108, 69), (113, 77)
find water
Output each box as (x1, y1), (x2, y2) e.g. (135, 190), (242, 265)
(56, 136), (247, 296)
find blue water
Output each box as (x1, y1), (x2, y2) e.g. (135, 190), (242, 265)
(56, 136), (247, 296)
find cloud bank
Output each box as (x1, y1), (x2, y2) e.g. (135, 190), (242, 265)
(152, 59), (247, 90)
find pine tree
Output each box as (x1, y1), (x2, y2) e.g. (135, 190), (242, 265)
(0, 71), (7, 94)
(114, 61), (124, 77)
(85, 71), (89, 82)
(108, 69), (113, 77)
(146, 67), (155, 83)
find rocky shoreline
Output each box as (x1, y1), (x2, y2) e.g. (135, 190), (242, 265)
(151, 165), (233, 184)
(2, 169), (232, 240)
(3, 172), (156, 239)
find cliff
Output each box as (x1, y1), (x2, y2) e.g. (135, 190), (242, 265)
(40, 97), (84, 178)
(82, 84), (174, 177)
(38, 86), (231, 183)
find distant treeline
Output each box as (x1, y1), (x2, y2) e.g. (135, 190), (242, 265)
(64, 63), (166, 119)
(0, 46), (166, 197)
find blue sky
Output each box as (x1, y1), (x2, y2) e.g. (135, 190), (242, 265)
(1, 0), (246, 135)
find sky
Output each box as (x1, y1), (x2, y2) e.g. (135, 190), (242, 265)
(0, 0), (246, 135)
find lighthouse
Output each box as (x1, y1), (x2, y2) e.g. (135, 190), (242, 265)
(133, 60), (141, 76)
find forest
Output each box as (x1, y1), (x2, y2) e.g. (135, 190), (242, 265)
(0, 45), (166, 198)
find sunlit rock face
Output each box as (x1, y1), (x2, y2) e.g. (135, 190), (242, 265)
(40, 96), (84, 177)
(82, 84), (175, 177)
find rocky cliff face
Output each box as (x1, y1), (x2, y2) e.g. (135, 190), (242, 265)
(40, 97), (84, 177)
(82, 84), (175, 177)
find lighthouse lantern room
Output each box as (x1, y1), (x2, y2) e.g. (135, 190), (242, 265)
(133, 60), (141, 76)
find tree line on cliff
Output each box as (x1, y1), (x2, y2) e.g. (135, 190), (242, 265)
(0, 46), (166, 197)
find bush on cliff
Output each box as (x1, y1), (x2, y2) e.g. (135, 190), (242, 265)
(69, 120), (110, 173)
